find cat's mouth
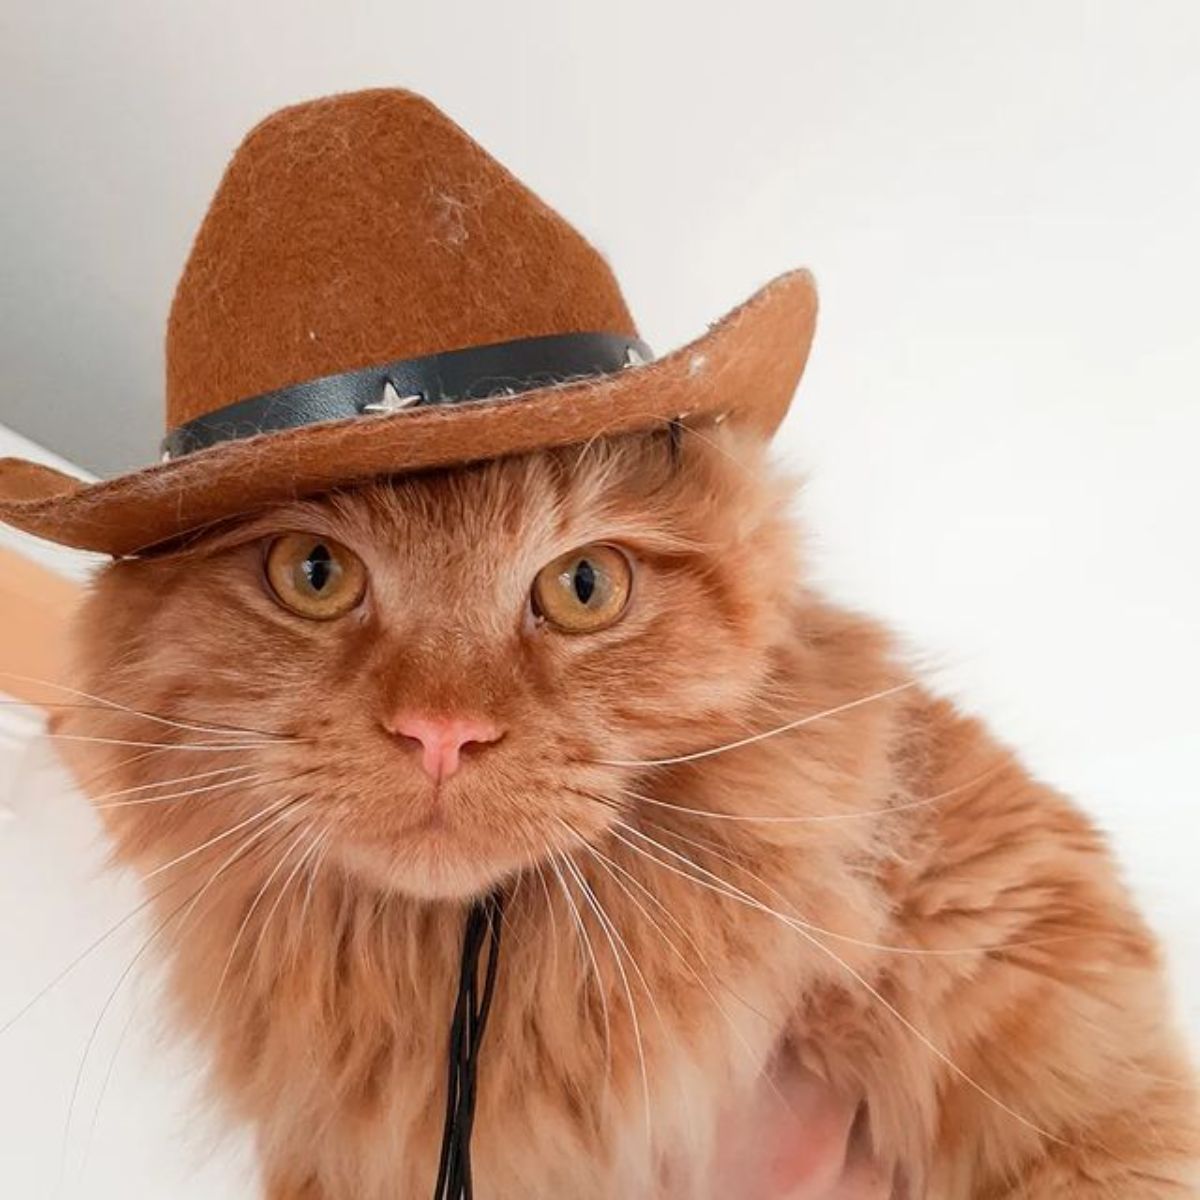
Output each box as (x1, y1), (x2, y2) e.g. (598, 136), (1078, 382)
(301, 750), (617, 901)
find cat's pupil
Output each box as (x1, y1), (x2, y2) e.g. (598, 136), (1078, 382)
(573, 559), (597, 605)
(303, 544), (333, 592)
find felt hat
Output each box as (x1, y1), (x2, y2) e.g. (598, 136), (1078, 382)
(0, 89), (818, 556)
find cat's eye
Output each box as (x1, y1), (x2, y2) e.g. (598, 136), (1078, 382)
(532, 544), (632, 634)
(264, 534), (367, 620)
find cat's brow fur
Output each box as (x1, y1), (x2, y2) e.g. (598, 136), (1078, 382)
(59, 428), (1198, 1198)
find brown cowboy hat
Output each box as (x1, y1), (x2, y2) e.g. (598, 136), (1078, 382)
(0, 89), (817, 557)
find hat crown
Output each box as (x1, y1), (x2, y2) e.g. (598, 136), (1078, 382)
(166, 89), (637, 428)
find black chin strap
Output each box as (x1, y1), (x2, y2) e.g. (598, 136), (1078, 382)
(433, 893), (505, 1200)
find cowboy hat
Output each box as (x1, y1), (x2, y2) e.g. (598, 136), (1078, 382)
(0, 89), (818, 557)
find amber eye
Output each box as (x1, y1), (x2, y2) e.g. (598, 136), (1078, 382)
(264, 534), (367, 620)
(532, 544), (633, 633)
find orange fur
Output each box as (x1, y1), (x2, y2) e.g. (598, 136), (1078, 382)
(58, 428), (1198, 1197)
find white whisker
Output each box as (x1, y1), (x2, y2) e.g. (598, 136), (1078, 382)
(0, 671), (293, 740)
(547, 854), (612, 1086)
(531, 862), (561, 978)
(207, 818), (313, 1017)
(594, 682), (916, 768)
(559, 829), (664, 1030)
(93, 770), (268, 810)
(557, 849), (653, 1145)
(293, 829), (333, 962)
(241, 823), (325, 996)
(614, 761), (1004, 824)
(75, 747), (180, 793)
(142, 793), (300, 880)
(86, 764), (257, 805)
(42, 731), (292, 752)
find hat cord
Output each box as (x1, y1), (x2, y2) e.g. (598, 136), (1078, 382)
(432, 892), (505, 1200)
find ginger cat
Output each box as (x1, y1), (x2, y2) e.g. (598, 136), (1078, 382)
(57, 428), (1198, 1197)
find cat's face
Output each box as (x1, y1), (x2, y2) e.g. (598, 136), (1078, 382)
(66, 429), (799, 900)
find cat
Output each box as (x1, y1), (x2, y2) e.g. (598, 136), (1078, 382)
(54, 425), (1198, 1197)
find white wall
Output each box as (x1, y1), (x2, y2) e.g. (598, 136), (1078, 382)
(1, 2), (1198, 1196)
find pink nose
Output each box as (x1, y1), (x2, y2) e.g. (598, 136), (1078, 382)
(386, 713), (504, 782)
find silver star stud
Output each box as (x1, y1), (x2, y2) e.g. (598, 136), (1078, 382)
(363, 381), (422, 414)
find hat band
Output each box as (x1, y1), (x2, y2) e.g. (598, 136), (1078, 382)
(161, 331), (653, 460)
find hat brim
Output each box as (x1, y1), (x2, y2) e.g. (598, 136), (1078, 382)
(0, 271), (816, 556)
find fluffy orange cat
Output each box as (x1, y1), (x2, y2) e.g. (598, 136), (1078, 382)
(56, 427), (1198, 1197)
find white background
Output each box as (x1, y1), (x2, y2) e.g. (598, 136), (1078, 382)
(1, 2), (1198, 1196)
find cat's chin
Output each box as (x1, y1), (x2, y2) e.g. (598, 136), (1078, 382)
(336, 832), (519, 902)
